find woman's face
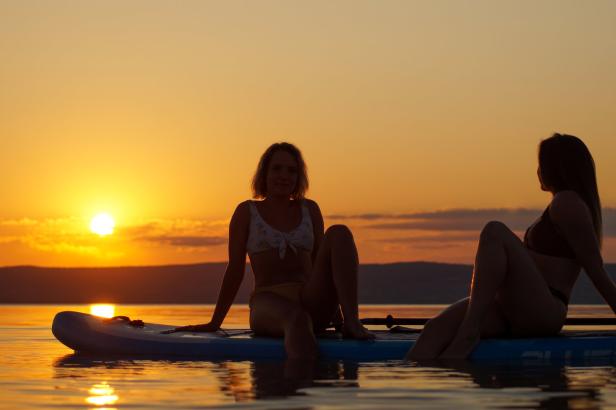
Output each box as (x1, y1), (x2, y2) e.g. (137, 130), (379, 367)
(265, 150), (298, 198)
(537, 165), (551, 192)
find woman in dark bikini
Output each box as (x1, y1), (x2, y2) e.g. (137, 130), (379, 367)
(408, 133), (615, 360)
(167, 142), (373, 359)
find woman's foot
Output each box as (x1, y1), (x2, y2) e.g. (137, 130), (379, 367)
(439, 322), (480, 359)
(343, 321), (376, 340)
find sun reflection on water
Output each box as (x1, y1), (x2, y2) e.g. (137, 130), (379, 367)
(86, 382), (118, 408)
(89, 304), (115, 318)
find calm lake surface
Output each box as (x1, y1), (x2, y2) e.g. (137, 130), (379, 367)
(3, 304), (616, 409)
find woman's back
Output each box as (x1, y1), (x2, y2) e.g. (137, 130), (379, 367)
(526, 191), (592, 305)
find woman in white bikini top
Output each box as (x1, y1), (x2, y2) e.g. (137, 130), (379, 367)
(166, 142), (374, 360)
(246, 200), (314, 260)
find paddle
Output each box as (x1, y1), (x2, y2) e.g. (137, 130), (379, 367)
(360, 315), (616, 328)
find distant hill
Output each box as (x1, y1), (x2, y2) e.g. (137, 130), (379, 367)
(2, 262), (616, 304)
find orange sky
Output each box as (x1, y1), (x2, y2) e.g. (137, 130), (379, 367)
(1, 1), (615, 266)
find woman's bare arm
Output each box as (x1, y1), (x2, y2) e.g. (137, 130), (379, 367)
(306, 199), (325, 264)
(163, 202), (249, 333)
(551, 191), (616, 313)
(206, 201), (250, 328)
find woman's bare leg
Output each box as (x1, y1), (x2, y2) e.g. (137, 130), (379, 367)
(440, 221), (565, 359)
(250, 292), (318, 359)
(406, 297), (509, 360)
(301, 225), (374, 339)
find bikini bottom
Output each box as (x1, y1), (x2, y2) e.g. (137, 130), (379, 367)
(249, 281), (304, 308)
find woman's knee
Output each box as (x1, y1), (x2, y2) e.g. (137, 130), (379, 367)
(480, 220), (510, 241)
(325, 224), (354, 242)
(422, 317), (441, 333)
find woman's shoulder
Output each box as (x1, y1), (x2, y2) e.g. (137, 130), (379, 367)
(237, 199), (254, 209)
(232, 200), (253, 219)
(551, 190), (586, 208)
(550, 191), (590, 221)
(302, 198), (321, 213)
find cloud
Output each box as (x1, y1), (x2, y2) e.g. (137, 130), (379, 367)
(29, 240), (102, 255)
(327, 213), (398, 221)
(119, 218), (227, 236)
(371, 233), (479, 243)
(140, 235), (226, 248)
(367, 233), (478, 251)
(361, 208), (539, 232)
(2, 207), (615, 260)
(0, 217), (229, 255)
(119, 219), (228, 249)
(0, 218), (38, 227)
(0, 217), (95, 253)
(331, 207), (616, 237)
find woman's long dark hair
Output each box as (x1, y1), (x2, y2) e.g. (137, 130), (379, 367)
(251, 142), (308, 200)
(539, 133), (602, 245)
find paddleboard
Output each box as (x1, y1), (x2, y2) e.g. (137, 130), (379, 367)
(52, 311), (616, 361)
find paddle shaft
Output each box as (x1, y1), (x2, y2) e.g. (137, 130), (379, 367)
(360, 315), (616, 327)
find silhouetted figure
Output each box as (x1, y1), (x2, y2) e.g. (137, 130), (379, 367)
(166, 142), (373, 359)
(408, 133), (613, 360)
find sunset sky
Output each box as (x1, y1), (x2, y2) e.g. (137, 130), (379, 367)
(1, 1), (615, 266)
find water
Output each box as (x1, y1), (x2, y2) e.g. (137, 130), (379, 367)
(3, 304), (616, 409)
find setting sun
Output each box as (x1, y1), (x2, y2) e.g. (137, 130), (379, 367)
(90, 213), (115, 236)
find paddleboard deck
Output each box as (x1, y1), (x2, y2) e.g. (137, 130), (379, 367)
(52, 311), (616, 361)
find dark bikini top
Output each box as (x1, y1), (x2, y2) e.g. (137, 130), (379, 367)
(523, 207), (576, 259)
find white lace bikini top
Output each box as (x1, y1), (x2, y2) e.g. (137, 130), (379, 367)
(246, 201), (314, 259)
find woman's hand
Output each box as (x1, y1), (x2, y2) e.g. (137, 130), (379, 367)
(160, 322), (219, 334)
